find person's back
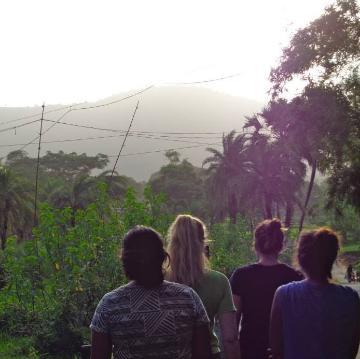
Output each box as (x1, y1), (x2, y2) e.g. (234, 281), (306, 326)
(270, 227), (360, 359)
(90, 226), (212, 359)
(230, 263), (302, 358)
(91, 280), (209, 358)
(275, 280), (360, 359)
(230, 219), (303, 359)
(167, 215), (239, 359)
(193, 269), (236, 354)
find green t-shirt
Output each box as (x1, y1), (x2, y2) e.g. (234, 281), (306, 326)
(193, 270), (236, 354)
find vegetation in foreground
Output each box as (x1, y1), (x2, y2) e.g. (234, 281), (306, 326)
(0, 0), (359, 357)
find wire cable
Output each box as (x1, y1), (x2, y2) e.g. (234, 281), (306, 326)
(108, 142), (222, 157)
(0, 86), (153, 126)
(0, 132), (223, 148)
(1, 71), (241, 127)
(0, 119), (40, 134)
(167, 72), (242, 85)
(41, 119), (225, 135)
(18, 109), (72, 151)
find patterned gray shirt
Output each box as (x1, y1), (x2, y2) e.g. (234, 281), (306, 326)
(90, 280), (209, 359)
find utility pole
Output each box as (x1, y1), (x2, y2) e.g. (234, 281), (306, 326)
(110, 101), (139, 181)
(33, 103), (45, 226)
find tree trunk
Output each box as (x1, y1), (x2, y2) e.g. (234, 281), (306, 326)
(0, 204), (9, 250)
(228, 193), (238, 224)
(298, 161), (317, 234)
(276, 203), (281, 219)
(264, 193), (273, 219)
(285, 201), (294, 228)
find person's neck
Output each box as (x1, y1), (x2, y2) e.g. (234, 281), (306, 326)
(305, 277), (330, 286)
(258, 254), (280, 266)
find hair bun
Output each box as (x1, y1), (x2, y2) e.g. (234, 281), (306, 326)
(269, 219), (282, 232)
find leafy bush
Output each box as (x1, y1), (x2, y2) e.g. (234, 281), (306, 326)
(209, 217), (255, 277)
(0, 185), (257, 357)
(0, 184), (171, 357)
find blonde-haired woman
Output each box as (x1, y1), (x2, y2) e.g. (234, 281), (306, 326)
(167, 214), (240, 359)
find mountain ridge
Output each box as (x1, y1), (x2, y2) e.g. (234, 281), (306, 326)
(0, 86), (262, 180)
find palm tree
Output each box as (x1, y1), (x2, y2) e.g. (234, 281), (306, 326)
(96, 170), (129, 199)
(48, 171), (129, 224)
(0, 166), (32, 249)
(49, 174), (95, 212)
(244, 114), (306, 224)
(203, 131), (250, 223)
(265, 86), (352, 232)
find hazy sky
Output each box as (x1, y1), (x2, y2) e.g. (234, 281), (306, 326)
(1, 0), (333, 107)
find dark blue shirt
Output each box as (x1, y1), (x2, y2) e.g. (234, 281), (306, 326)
(276, 280), (360, 359)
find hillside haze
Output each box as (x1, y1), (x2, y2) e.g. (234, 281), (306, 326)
(0, 87), (262, 180)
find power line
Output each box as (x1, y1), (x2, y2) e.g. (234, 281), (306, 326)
(0, 118), (40, 134)
(72, 86), (153, 112)
(15, 86), (158, 151)
(0, 85), (154, 127)
(1, 138), (222, 159)
(108, 142), (222, 157)
(41, 119), (226, 135)
(19, 109), (72, 151)
(111, 101), (139, 178)
(167, 72), (242, 85)
(30, 134), (215, 146)
(0, 105), (77, 127)
(0, 133), (223, 148)
(0, 71), (241, 127)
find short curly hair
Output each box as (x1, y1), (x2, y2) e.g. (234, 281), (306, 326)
(297, 227), (340, 281)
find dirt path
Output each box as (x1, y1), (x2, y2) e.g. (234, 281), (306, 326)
(333, 263), (360, 358)
(333, 262), (360, 294)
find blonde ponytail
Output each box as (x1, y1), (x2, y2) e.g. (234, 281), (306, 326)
(167, 214), (209, 287)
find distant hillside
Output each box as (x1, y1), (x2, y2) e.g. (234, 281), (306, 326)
(0, 87), (262, 180)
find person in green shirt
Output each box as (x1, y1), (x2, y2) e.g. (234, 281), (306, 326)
(167, 214), (240, 359)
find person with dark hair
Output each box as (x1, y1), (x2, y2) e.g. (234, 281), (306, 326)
(347, 264), (354, 283)
(270, 227), (360, 359)
(90, 226), (212, 359)
(230, 218), (303, 359)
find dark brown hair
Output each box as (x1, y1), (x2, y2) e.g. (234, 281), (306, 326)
(121, 226), (168, 289)
(297, 227), (340, 281)
(254, 218), (284, 255)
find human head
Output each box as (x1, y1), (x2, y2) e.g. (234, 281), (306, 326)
(121, 226), (167, 289)
(297, 227), (340, 281)
(167, 214), (208, 287)
(254, 218), (284, 256)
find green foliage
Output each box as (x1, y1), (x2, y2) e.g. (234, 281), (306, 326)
(39, 150), (109, 182)
(270, 0), (360, 213)
(0, 334), (39, 359)
(0, 166), (33, 248)
(204, 131), (253, 223)
(122, 186), (173, 235)
(0, 184), (174, 357)
(149, 154), (208, 220)
(209, 217), (255, 276)
(270, 0), (360, 94)
(0, 183), (259, 357)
